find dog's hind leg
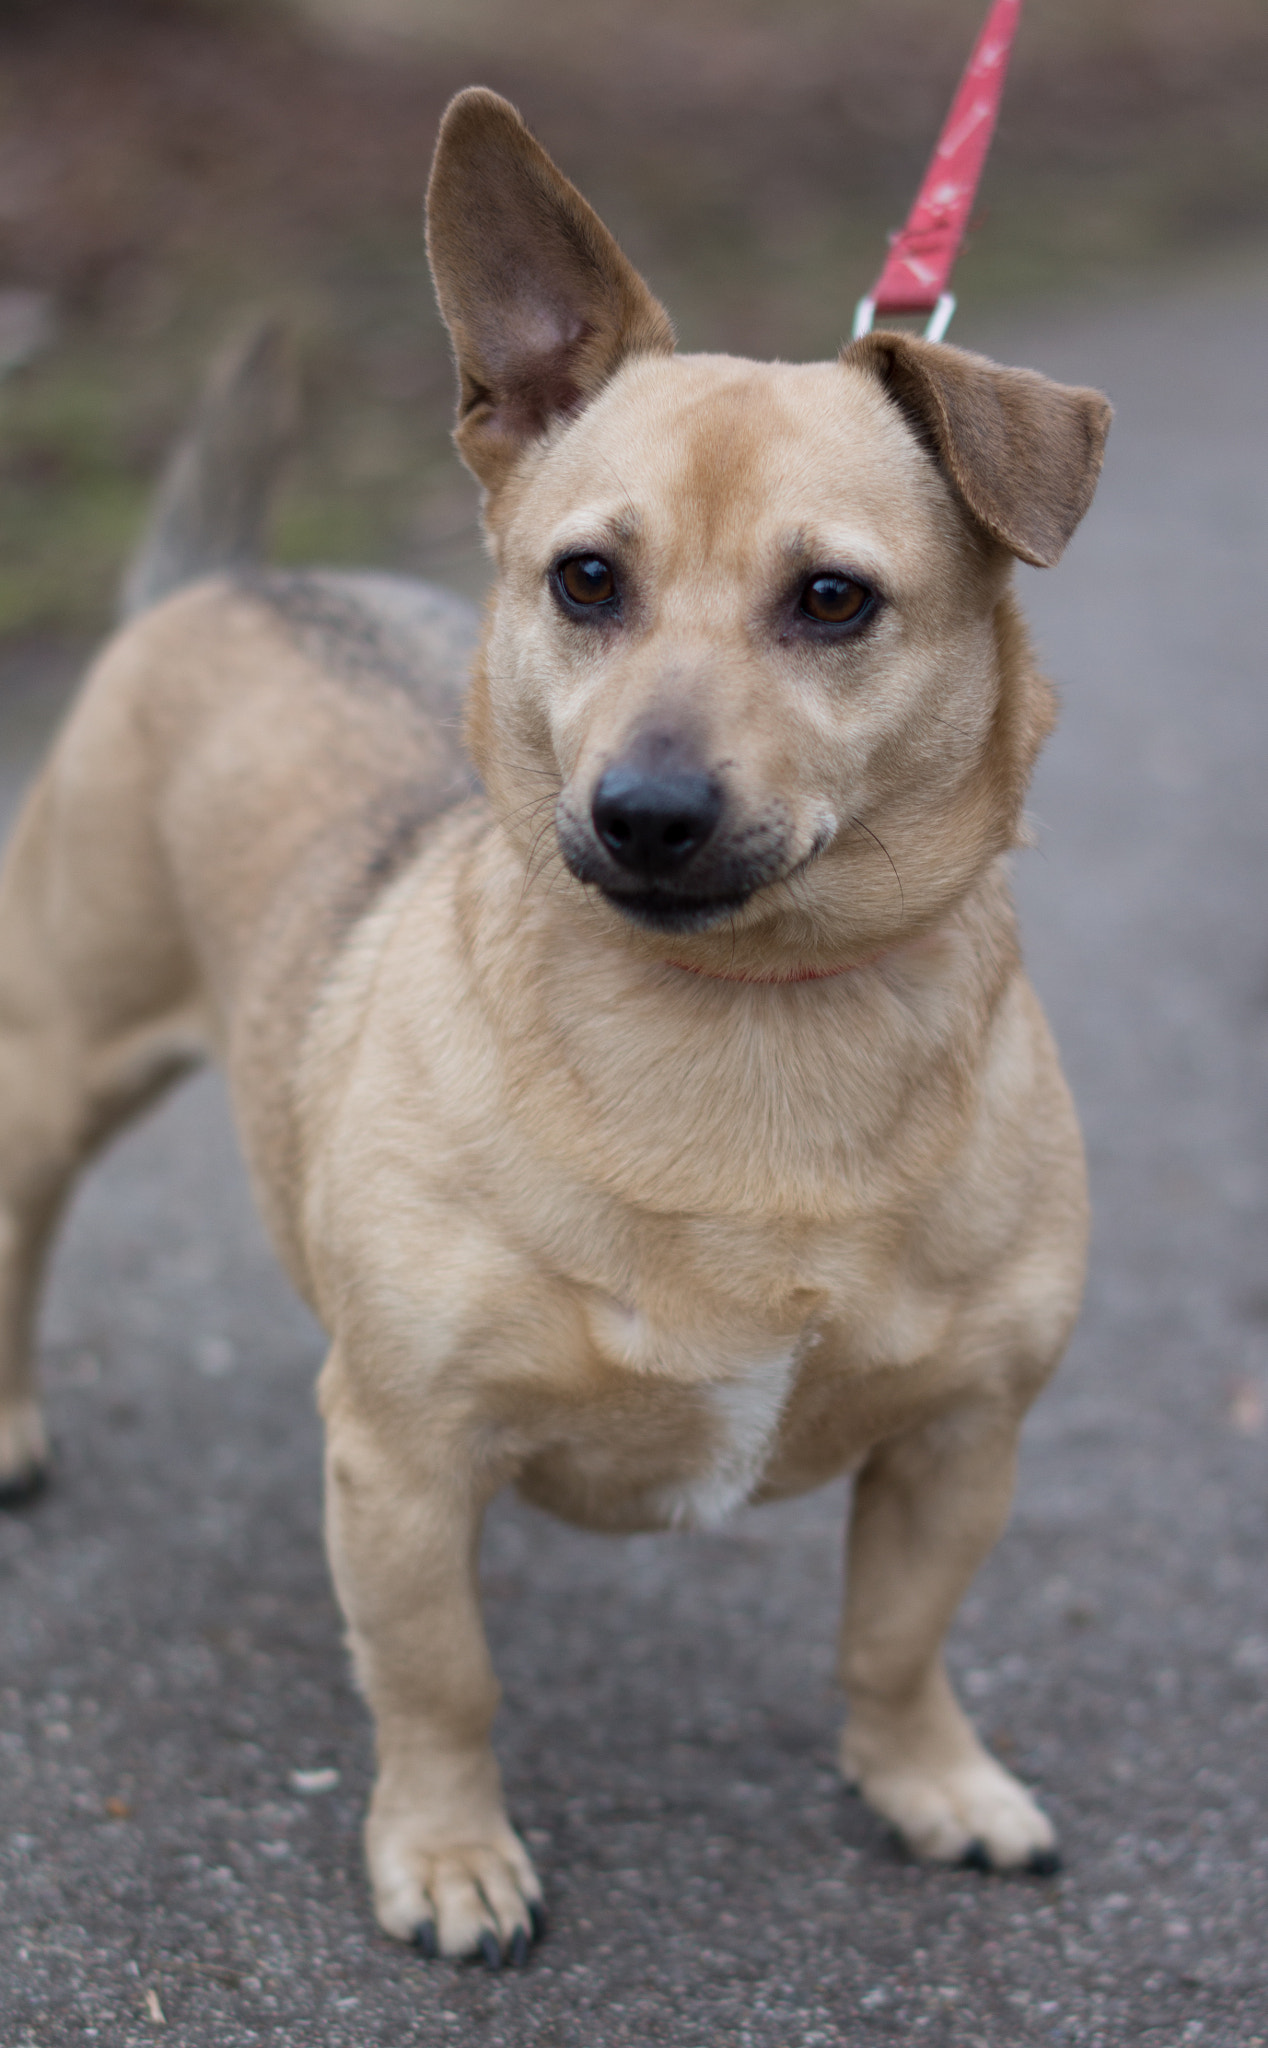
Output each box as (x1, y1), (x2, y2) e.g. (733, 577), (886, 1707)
(837, 1398), (1060, 1873)
(0, 317), (292, 1503)
(0, 759), (207, 1503)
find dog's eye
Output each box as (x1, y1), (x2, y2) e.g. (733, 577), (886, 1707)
(558, 556), (617, 607)
(800, 573), (872, 625)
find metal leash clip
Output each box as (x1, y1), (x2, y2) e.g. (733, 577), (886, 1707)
(851, 293), (957, 344)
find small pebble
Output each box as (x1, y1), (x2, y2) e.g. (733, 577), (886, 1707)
(289, 1766), (340, 1794)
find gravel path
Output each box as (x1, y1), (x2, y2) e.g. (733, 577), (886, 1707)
(1, 262), (1266, 2047)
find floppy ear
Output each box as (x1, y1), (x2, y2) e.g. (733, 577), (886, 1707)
(845, 331), (1112, 568)
(426, 88), (675, 492)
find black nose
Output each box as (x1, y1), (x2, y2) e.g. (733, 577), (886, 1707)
(591, 764), (723, 877)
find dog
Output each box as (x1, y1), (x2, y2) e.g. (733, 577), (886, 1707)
(0, 89), (1110, 1965)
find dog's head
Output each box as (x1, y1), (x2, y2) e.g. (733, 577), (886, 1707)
(427, 89), (1110, 976)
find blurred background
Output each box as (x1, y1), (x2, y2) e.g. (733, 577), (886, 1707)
(0, 0), (1266, 639)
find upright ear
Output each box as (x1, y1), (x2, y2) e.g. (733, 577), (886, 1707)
(845, 332), (1112, 568)
(426, 88), (675, 492)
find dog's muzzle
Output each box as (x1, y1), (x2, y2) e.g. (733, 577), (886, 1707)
(555, 787), (797, 936)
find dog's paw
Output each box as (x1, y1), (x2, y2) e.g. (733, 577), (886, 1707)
(0, 1399), (49, 1507)
(841, 1727), (1057, 1872)
(370, 1820), (544, 1963)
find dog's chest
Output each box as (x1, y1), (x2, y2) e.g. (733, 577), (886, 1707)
(660, 1354), (799, 1527)
(581, 1292), (801, 1528)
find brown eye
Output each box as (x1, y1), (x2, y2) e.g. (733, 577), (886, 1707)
(558, 555), (616, 607)
(800, 573), (871, 625)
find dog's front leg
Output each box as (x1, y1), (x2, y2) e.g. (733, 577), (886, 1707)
(838, 1399), (1059, 1873)
(321, 1357), (542, 1962)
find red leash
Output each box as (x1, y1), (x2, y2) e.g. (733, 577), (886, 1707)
(854, 0), (1023, 344)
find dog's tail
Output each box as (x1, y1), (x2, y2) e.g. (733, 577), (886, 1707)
(119, 315), (296, 621)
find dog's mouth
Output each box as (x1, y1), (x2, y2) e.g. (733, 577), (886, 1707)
(596, 884), (752, 934)
(553, 790), (804, 933)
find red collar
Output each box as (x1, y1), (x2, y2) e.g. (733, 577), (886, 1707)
(665, 951), (884, 985)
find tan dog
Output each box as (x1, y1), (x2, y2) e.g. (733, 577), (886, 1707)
(0, 91), (1110, 1965)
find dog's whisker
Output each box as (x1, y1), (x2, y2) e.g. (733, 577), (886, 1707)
(848, 817), (905, 916)
(925, 711), (979, 743)
(521, 831), (562, 906)
(503, 791), (559, 833)
(521, 844), (559, 894)
(517, 802), (567, 905)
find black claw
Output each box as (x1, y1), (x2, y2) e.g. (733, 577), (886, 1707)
(478, 1930), (502, 1971)
(528, 1900), (548, 1943)
(0, 1464), (49, 1510)
(413, 1920), (438, 1959)
(1026, 1846), (1062, 1878)
(959, 1838), (993, 1873)
(507, 1926), (530, 1969)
